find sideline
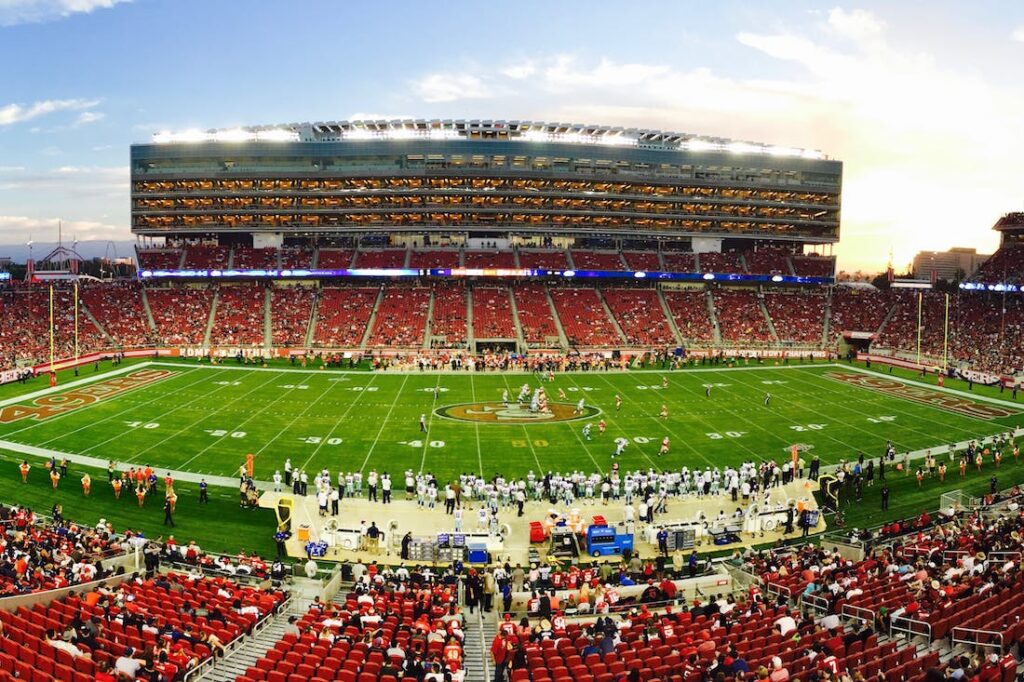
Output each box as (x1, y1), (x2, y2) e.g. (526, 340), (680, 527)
(0, 362), (153, 409)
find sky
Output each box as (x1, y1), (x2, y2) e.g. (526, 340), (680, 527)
(0, 0), (1022, 273)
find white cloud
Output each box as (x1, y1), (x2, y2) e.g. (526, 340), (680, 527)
(73, 110), (104, 126)
(411, 73), (494, 103)
(1013, 26), (1024, 42)
(0, 98), (100, 126)
(500, 61), (536, 80)
(404, 11), (1020, 271)
(0, 0), (130, 26)
(0, 215), (126, 240)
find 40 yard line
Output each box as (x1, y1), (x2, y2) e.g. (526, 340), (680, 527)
(358, 374), (410, 474)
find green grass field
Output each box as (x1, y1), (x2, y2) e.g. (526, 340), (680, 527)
(0, 357), (1021, 556)
(1, 359), (1020, 480)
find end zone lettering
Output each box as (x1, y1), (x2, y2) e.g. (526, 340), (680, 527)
(825, 372), (1017, 420)
(0, 369), (176, 424)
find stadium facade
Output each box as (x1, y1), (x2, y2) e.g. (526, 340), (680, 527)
(131, 119), (841, 252)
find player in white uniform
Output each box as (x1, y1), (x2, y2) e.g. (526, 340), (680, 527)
(614, 438), (627, 459)
(576, 398), (586, 415)
(583, 423), (592, 441)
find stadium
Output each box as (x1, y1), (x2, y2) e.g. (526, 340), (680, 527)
(1, 116), (1023, 682)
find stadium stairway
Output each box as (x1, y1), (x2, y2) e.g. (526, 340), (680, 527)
(738, 252), (751, 274)
(201, 608), (298, 682)
(263, 287), (273, 349)
(705, 289), (723, 344)
(304, 289), (320, 347)
(203, 288), (220, 347)
(506, 287), (528, 351)
(822, 288), (833, 346)
(422, 288), (436, 350)
(544, 286), (570, 349)
(875, 297), (902, 337)
(784, 253), (798, 276)
(80, 301), (116, 347)
(140, 287), (158, 332)
(596, 289), (629, 345)
(757, 292), (781, 343)
(461, 611), (495, 682)
(465, 285), (475, 349)
(656, 287), (685, 346)
(359, 287), (385, 350)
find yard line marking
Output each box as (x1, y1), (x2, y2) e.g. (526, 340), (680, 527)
(790, 367), (994, 438)
(299, 374), (380, 472)
(590, 374), (724, 468)
(469, 374), (484, 476)
(252, 379), (339, 457)
(499, 374), (544, 473)
(562, 373), (660, 469)
(177, 376), (316, 471)
(417, 375), (443, 474)
(715, 369), (898, 454)
(29, 368), (212, 445)
(74, 369), (271, 456)
(0, 365), (201, 440)
(122, 372), (287, 464)
(843, 363), (1024, 409)
(358, 374), (410, 474)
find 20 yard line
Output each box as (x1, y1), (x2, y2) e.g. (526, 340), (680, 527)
(358, 374), (410, 474)
(123, 372), (287, 464)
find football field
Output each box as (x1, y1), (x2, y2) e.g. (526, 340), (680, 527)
(0, 359), (1021, 484)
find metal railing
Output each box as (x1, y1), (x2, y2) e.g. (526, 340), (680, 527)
(798, 592), (830, 616)
(184, 593), (296, 681)
(951, 626), (1004, 650)
(841, 603), (876, 626)
(890, 614), (932, 642)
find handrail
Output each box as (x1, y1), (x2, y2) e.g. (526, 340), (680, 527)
(890, 614), (932, 642)
(798, 592), (830, 616)
(185, 593), (295, 681)
(477, 608), (491, 682)
(841, 603), (875, 625)
(951, 626), (1004, 650)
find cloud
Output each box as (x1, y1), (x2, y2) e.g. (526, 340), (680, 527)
(0, 215), (126, 240)
(0, 0), (131, 26)
(0, 98), (100, 126)
(500, 61), (536, 80)
(1013, 26), (1024, 42)
(411, 73), (494, 103)
(403, 11), (1021, 271)
(72, 110), (104, 126)
(0, 164), (128, 195)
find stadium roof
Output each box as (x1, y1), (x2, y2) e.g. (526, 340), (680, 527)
(149, 119), (827, 160)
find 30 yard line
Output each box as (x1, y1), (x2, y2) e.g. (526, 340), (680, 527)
(299, 374), (380, 471)
(177, 377), (316, 471)
(358, 374), (410, 474)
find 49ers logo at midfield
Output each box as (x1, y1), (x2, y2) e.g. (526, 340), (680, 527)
(435, 401), (601, 424)
(0, 369), (176, 424)
(825, 372), (1018, 420)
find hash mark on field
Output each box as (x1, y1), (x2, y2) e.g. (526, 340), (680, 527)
(253, 378), (338, 458)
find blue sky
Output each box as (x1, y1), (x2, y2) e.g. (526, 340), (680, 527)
(1, 0), (1022, 272)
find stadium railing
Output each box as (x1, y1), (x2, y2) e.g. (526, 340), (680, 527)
(950, 626), (1004, 651)
(841, 603), (876, 626)
(890, 614), (932, 642)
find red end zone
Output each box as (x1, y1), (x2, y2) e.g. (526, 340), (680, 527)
(825, 371), (1019, 420)
(0, 369), (177, 424)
